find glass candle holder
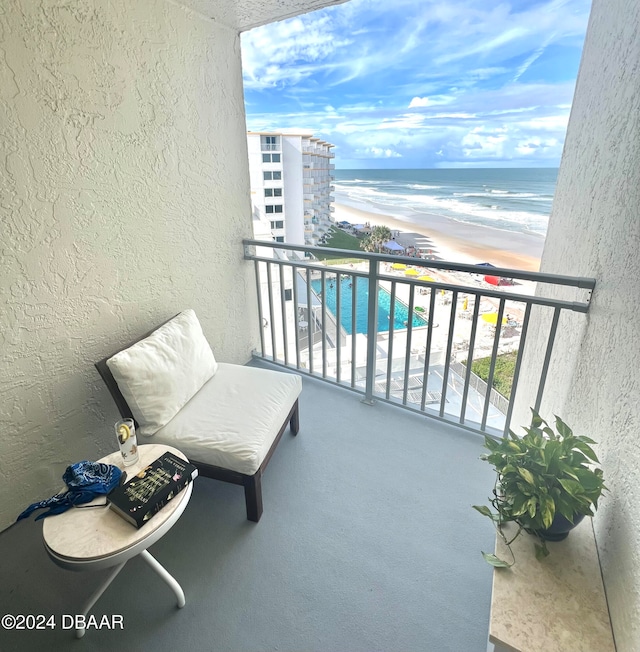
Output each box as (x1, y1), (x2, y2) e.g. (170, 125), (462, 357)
(115, 418), (139, 466)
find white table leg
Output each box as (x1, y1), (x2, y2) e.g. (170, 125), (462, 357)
(76, 561), (127, 639)
(139, 549), (186, 608)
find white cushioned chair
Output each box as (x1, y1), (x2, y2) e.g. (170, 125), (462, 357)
(95, 310), (302, 522)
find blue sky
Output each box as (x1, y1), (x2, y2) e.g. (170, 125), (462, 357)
(241, 0), (591, 169)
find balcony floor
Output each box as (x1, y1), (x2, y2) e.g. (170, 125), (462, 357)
(0, 362), (496, 652)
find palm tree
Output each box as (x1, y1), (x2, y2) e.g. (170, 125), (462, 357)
(360, 225), (392, 253)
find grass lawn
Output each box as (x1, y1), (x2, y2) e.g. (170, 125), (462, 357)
(469, 350), (518, 399)
(315, 227), (364, 262)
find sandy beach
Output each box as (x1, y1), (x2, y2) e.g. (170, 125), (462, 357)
(333, 201), (544, 272)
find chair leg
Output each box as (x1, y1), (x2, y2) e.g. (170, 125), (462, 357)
(244, 472), (263, 522)
(290, 400), (300, 436)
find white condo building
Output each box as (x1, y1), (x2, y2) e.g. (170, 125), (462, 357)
(247, 132), (336, 246)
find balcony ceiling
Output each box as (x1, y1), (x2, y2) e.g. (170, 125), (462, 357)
(177, 0), (349, 32)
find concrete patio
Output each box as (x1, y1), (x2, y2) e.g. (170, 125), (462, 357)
(0, 363), (496, 652)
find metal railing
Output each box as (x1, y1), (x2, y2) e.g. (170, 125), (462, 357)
(243, 239), (595, 437)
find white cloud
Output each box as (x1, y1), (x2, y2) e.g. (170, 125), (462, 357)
(361, 147), (402, 158)
(409, 97), (429, 108)
(515, 137), (559, 155)
(377, 113), (426, 130)
(521, 115), (570, 131)
(241, 14), (352, 89)
(430, 112), (476, 119)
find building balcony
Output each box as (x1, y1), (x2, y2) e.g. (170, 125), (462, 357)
(4, 0), (638, 647)
(3, 239), (598, 651)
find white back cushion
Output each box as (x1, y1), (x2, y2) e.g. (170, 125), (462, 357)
(106, 310), (218, 436)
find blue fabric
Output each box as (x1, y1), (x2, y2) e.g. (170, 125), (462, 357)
(17, 461), (123, 521)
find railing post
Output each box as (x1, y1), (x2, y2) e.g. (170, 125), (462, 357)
(362, 258), (380, 405)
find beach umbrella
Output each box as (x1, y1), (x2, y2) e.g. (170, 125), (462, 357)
(418, 275), (435, 282)
(391, 263), (407, 270)
(484, 275), (501, 286)
(404, 268), (419, 276)
(481, 313), (507, 325)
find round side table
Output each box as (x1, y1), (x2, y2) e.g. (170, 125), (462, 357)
(42, 444), (194, 638)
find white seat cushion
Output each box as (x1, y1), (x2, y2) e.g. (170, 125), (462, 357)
(148, 364), (302, 475)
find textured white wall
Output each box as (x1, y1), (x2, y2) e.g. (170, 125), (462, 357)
(0, 1), (260, 529)
(513, 1), (640, 648)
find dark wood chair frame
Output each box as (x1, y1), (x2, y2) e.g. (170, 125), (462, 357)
(95, 318), (299, 523)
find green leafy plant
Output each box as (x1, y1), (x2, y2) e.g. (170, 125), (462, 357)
(473, 410), (606, 567)
(360, 225), (392, 252)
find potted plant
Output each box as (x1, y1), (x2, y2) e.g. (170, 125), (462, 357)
(473, 409), (606, 567)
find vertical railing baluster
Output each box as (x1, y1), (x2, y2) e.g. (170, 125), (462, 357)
(321, 270), (327, 378)
(351, 277), (357, 388)
(534, 306), (561, 413)
(460, 293), (482, 425)
(336, 272), (342, 383)
(480, 298), (506, 432)
(266, 263), (277, 361)
(385, 282), (397, 400)
(439, 289), (458, 418)
(254, 260), (265, 357)
(503, 303), (532, 436)
(292, 266), (301, 369)
(363, 260), (380, 404)
(279, 264), (289, 367)
(420, 286), (437, 412)
(306, 268), (314, 375)
(402, 284), (416, 405)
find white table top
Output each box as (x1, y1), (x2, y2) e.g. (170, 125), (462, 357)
(43, 444), (193, 567)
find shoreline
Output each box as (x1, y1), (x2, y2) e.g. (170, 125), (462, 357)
(332, 201), (544, 272)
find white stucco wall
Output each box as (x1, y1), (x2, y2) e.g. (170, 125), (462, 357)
(0, 1), (260, 529)
(513, 1), (640, 648)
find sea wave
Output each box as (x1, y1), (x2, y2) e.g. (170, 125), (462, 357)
(454, 191), (549, 199)
(333, 170), (553, 237)
(338, 189), (548, 236)
(339, 178), (393, 186)
(408, 183), (443, 190)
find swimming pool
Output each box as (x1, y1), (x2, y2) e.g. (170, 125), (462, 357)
(311, 276), (427, 335)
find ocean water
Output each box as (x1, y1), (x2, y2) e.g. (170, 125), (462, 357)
(333, 168), (558, 238)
